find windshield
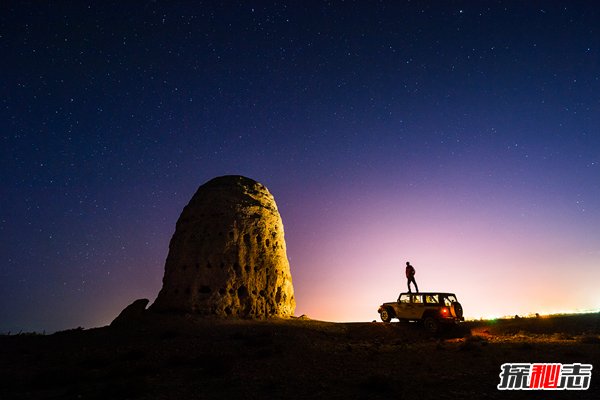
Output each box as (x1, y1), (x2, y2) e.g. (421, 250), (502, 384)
(399, 294), (410, 303)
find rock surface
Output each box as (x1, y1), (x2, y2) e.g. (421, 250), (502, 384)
(151, 175), (295, 318)
(111, 298), (149, 327)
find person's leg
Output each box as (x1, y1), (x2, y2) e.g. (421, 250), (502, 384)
(414, 278), (419, 293)
(407, 278), (412, 292)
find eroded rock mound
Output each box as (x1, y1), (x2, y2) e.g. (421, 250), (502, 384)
(151, 175), (295, 318)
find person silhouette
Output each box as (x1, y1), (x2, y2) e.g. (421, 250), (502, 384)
(405, 261), (419, 293)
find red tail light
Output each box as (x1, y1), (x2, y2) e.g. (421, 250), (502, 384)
(441, 307), (449, 315)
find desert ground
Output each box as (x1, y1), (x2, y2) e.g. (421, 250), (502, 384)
(1, 313), (598, 399)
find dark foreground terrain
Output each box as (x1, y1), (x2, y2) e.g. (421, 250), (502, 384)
(1, 313), (598, 399)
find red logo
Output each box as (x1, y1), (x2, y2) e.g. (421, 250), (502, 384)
(498, 363), (593, 390)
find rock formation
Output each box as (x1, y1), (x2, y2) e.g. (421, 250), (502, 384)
(111, 298), (149, 327)
(151, 175), (295, 318)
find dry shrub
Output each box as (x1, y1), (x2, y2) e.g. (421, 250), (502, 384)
(458, 335), (487, 351)
(578, 334), (600, 344)
(551, 332), (574, 341)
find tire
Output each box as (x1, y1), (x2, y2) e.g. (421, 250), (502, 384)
(452, 302), (464, 319)
(423, 317), (439, 333)
(380, 309), (392, 323)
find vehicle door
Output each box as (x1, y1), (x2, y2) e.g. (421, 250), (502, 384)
(395, 293), (412, 318)
(405, 294), (424, 320)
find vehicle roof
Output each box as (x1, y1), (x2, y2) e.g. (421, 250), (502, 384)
(399, 292), (456, 296)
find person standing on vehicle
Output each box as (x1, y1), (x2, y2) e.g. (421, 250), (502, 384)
(405, 261), (419, 293)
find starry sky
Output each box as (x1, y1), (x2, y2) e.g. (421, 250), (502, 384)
(2, 1), (600, 333)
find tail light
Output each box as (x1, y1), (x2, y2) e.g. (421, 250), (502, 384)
(440, 307), (449, 316)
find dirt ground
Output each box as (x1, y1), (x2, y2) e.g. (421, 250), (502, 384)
(1, 313), (598, 399)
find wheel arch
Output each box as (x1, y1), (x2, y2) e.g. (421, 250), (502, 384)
(421, 309), (439, 320)
(384, 305), (397, 318)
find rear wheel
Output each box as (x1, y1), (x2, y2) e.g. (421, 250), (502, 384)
(423, 317), (439, 333)
(380, 309), (392, 323)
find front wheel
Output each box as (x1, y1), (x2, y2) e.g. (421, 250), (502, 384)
(380, 309), (392, 323)
(423, 317), (439, 333)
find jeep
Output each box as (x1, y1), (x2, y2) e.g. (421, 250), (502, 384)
(377, 292), (464, 333)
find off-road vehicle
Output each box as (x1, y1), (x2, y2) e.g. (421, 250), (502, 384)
(378, 292), (464, 333)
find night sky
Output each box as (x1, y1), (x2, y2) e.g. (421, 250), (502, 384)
(2, 2), (599, 333)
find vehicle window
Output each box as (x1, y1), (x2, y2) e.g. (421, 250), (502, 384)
(443, 295), (457, 306)
(425, 294), (439, 304)
(411, 295), (423, 304)
(399, 294), (410, 303)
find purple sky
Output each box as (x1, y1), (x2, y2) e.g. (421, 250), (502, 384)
(1, 2), (599, 332)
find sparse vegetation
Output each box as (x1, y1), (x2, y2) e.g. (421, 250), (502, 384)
(0, 313), (598, 399)
(578, 334), (600, 344)
(2, 330), (46, 336)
